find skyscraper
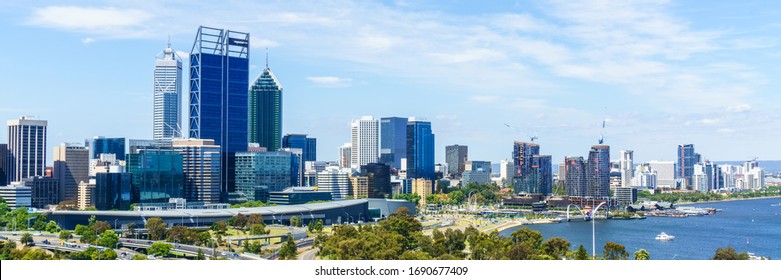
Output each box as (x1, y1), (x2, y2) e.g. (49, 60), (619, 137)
(360, 163), (391, 199)
(338, 143), (352, 169)
(189, 26), (250, 195)
(282, 134), (316, 162)
(153, 42), (182, 141)
(380, 117), (408, 169)
(94, 172), (132, 210)
(53, 143), (89, 202)
(248, 56), (283, 151)
(406, 118), (435, 180)
(677, 144), (699, 187)
(511, 141), (549, 194)
(173, 139), (221, 203)
(564, 156), (587, 197)
(350, 116), (379, 169)
(7, 117), (47, 183)
(235, 151), (292, 196)
(317, 166), (351, 200)
(619, 150), (633, 188)
(126, 150), (185, 204)
(587, 145), (610, 198)
(445, 145), (468, 178)
(88, 136), (126, 161)
(0, 144), (7, 186)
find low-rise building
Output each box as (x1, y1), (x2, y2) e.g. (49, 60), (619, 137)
(0, 183), (32, 209)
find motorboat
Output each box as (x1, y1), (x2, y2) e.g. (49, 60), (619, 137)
(655, 232), (675, 241)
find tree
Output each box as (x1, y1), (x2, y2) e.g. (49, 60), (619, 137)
(210, 221), (227, 235)
(602, 241), (629, 260)
(92, 221), (111, 235)
(131, 254), (148, 260)
(574, 245), (589, 260)
(102, 248), (118, 260)
(634, 249), (650, 260)
(196, 249), (206, 260)
(290, 216), (302, 227)
(247, 214), (263, 226)
(59, 230), (72, 241)
(278, 237), (298, 260)
(245, 241), (263, 254)
(542, 237), (570, 260)
(510, 227), (543, 249)
(45, 220), (60, 233)
(97, 230), (119, 248)
(449, 190), (466, 205)
(145, 217), (168, 240)
(57, 200), (78, 210)
(80, 230), (98, 244)
(400, 250), (433, 260)
(20, 233), (34, 245)
(379, 207), (422, 250)
(126, 223), (136, 238)
(74, 224), (90, 236)
(148, 242), (172, 257)
(31, 215), (48, 231)
(314, 219), (324, 233)
(233, 213), (247, 229)
(712, 246), (750, 260)
(88, 215), (97, 226)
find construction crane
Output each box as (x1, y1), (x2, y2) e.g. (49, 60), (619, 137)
(504, 123), (538, 142)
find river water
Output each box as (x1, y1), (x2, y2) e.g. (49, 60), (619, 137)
(499, 197), (781, 260)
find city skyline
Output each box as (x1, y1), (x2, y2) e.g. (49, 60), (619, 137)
(2, 1), (781, 165)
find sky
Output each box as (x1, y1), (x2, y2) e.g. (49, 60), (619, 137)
(1, 0), (780, 166)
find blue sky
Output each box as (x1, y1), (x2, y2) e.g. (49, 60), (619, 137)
(1, 0), (780, 165)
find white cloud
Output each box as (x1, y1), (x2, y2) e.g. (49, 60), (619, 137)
(306, 76), (353, 88)
(27, 6), (153, 37)
(726, 104), (752, 113)
(717, 128), (735, 134)
(435, 114), (458, 121)
(80, 37), (95, 44)
(250, 37), (280, 49)
(470, 95), (500, 103)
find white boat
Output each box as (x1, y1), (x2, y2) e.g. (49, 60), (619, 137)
(655, 232), (675, 241)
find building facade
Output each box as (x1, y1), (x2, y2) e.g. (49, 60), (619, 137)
(89, 137), (126, 161)
(647, 161), (675, 189)
(361, 163), (391, 199)
(587, 145), (610, 198)
(22, 176), (59, 209)
(94, 172), (132, 210)
(282, 134), (316, 162)
(564, 156), (588, 197)
(380, 117), (408, 170)
(188, 26), (250, 195)
(351, 116), (379, 169)
(406, 118), (435, 180)
(0, 183), (32, 209)
(77, 179), (96, 210)
(411, 178), (432, 206)
(126, 150), (185, 204)
(619, 150), (633, 188)
(512, 141), (552, 195)
(317, 166), (351, 200)
(248, 62), (283, 151)
(235, 151), (292, 198)
(0, 144), (8, 186)
(6, 117), (47, 183)
(677, 144), (700, 188)
(338, 143), (352, 169)
(173, 139), (221, 203)
(153, 43), (182, 141)
(53, 143), (89, 202)
(445, 145), (468, 178)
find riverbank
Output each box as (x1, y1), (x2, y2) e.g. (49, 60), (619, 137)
(674, 195), (781, 206)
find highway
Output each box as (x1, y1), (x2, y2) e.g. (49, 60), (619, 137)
(0, 232), (139, 260)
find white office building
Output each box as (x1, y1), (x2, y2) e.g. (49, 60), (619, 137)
(647, 161), (675, 189)
(317, 166), (351, 200)
(619, 150), (633, 188)
(0, 183), (32, 209)
(350, 116), (379, 169)
(153, 42), (183, 141)
(7, 116), (47, 182)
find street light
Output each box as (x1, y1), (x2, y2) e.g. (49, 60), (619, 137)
(592, 202), (607, 258)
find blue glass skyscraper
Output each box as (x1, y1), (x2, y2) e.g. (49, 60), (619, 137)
(282, 134), (316, 162)
(189, 26), (249, 196)
(126, 150), (184, 204)
(89, 136), (126, 160)
(406, 119), (435, 180)
(380, 117), (407, 170)
(94, 172), (132, 210)
(677, 144), (700, 187)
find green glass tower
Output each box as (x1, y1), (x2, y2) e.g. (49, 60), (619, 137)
(248, 54), (283, 151)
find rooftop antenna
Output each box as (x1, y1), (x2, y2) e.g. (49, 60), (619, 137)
(167, 34), (171, 48)
(265, 47), (269, 68)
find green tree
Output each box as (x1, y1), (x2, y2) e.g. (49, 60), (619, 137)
(31, 215), (48, 231)
(97, 230), (119, 248)
(247, 213), (263, 226)
(379, 207), (422, 250)
(20, 232), (34, 245)
(290, 216), (302, 227)
(400, 250), (433, 260)
(126, 223), (136, 238)
(88, 215), (97, 226)
(80, 229), (98, 244)
(449, 190), (466, 204)
(542, 237), (570, 260)
(245, 241), (263, 254)
(210, 221), (227, 235)
(145, 217), (168, 240)
(92, 221), (111, 235)
(574, 245), (589, 260)
(634, 249), (650, 260)
(148, 242), (172, 257)
(233, 213), (247, 229)
(712, 246), (750, 260)
(314, 219), (324, 233)
(196, 249), (206, 260)
(102, 248), (118, 260)
(510, 227), (543, 249)
(278, 237), (298, 260)
(74, 224), (90, 236)
(59, 230), (72, 241)
(131, 254), (148, 260)
(45, 220), (60, 233)
(602, 241), (629, 260)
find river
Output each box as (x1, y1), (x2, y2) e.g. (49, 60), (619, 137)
(499, 197), (781, 260)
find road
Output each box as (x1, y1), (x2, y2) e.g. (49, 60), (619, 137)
(298, 247), (318, 260)
(0, 232), (139, 260)
(119, 237), (264, 260)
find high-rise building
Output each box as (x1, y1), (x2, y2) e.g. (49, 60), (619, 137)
(88, 137), (126, 161)
(235, 151), (292, 197)
(647, 161), (675, 188)
(77, 179), (96, 210)
(21, 176), (59, 209)
(532, 155), (552, 195)
(0, 143), (7, 186)
(462, 160), (492, 185)
(248, 58), (283, 151)
(126, 150), (185, 204)
(128, 139), (172, 154)
(445, 145), (468, 178)
(281, 148), (303, 187)
(360, 163), (391, 199)
(512, 141), (551, 195)
(564, 156), (587, 197)
(153, 42), (182, 141)
(411, 178), (433, 206)
(173, 139), (221, 203)
(338, 143), (352, 169)
(380, 117), (408, 169)
(499, 159), (513, 183)
(7, 117), (47, 183)
(406, 118), (435, 180)
(677, 144), (699, 187)
(351, 116), (379, 169)
(0, 183), (32, 209)
(587, 145), (610, 198)
(619, 150), (633, 188)
(282, 134), (316, 162)
(53, 143), (89, 202)
(94, 172), (132, 210)
(317, 166), (351, 200)
(189, 26), (250, 195)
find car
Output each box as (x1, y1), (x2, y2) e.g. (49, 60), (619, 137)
(42, 239), (50, 244)
(221, 252), (227, 256)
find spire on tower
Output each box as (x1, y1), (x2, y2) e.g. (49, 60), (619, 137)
(167, 35), (171, 48)
(265, 47), (269, 68)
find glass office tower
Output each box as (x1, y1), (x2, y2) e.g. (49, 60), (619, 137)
(248, 60), (283, 151)
(282, 134), (316, 162)
(380, 117), (408, 170)
(89, 137), (126, 160)
(153, 43), (182, 141)
(189, 26), (249, 196)
(406, 118), (435, 180)
(126, 150), (184, 204)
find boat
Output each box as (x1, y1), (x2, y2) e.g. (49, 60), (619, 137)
(771, 203), (781, 207)
(655, 232), (675, 241)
